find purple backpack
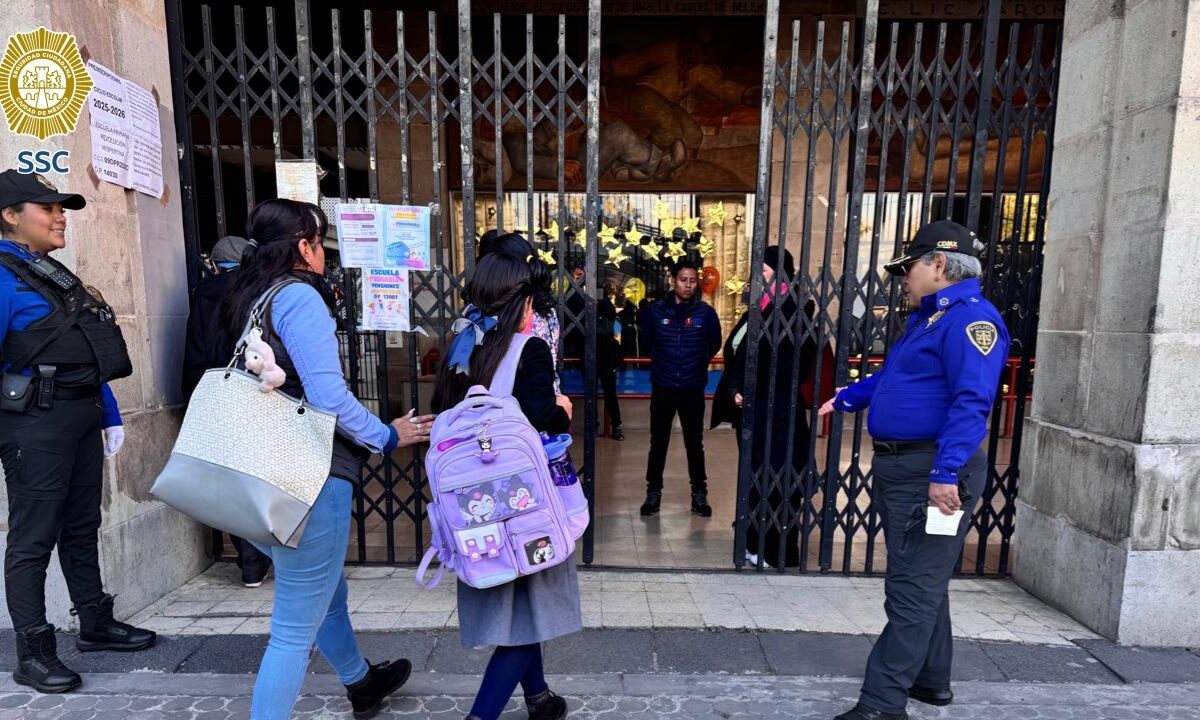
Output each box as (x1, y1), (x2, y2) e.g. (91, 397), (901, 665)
(416, 335), (587, 589)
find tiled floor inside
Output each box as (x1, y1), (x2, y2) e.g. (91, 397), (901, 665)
(127, 563), (1101, 647)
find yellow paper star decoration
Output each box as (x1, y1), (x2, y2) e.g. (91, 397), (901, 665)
(680, 216), (701, 236)
(544, 220), (561, 240)
(725, 277), (747, 295)
(572, 228), (587, 249)
(697, 235), (715, 258)
(665, 241), (687, 262)
(536, 248), (556, 266)
(639, 242), (661, 261)
(652, 199), (672, 224)
(606, 247), (629, 267)
(707, 202), (727, 227)
(625, 228), (644, 244)
(598, 223), (618, 241)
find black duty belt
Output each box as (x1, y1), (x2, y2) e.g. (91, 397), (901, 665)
(48, 384), (101, 401)
(872, 440), (937, 455)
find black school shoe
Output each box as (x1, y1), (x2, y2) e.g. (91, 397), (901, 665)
(908, 685), (953, 706)
(832, 703), (908, 720)
(526, 688), (568, 720)
(345, 658), (413, 718)
(690, 491), (713, 517)
(640, 491), (662, 517)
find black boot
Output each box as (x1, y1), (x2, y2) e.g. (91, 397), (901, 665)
(345, 657), (413, 718)
(691, 491), (712, 517)
(640, 491), (662, 517)
(610, 426), (625, 441)
(13, 624), (81, 694)
(908, 685), (953, 706)
(832, 703), (908, 720)
(72, 594), (156, 652)
(525, 688), (568, 720)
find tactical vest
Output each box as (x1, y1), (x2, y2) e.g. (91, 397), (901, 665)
(0, 253), (133, 386)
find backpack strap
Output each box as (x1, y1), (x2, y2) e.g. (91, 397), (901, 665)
(488, 333), (532, 398)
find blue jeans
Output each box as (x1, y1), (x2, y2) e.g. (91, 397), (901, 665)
(251, 478), (368, 720)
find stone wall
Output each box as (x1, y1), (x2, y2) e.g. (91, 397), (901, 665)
(1014, 0), (1200, 646)
(0, 0), (209, 629)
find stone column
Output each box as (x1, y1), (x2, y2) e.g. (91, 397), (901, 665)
(1015, 0), (1200, 646)
(0, 1), (209, 628)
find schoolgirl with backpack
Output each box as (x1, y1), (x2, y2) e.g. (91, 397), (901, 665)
(425, 252), (584, 720)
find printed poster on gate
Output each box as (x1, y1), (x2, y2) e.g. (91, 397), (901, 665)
(334, 203), (430, 270)
(360, 268), (411, 332)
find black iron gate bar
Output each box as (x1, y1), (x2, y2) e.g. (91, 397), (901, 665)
(735, 0), (1059, 576)
(454, 1), (603, 564)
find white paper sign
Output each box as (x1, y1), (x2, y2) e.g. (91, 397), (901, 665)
(85, 60), (163, 198)
(275, 159), (320, 205)
(381, 205), (431, 270)
(361, 268), (411, 331)
(925, 507), (964, 536)
(86, 61), (129, 188)
(334, 203), (385, 268)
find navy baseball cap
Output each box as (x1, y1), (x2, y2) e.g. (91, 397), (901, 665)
(884, 220), (978, 276)
(0, 170), (86, 211)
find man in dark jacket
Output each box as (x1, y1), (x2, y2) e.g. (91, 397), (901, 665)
(639, 259), (722, 517)
(182, 235), (272, 587)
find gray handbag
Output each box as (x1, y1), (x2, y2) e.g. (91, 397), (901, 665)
(151, 281), (336, 548)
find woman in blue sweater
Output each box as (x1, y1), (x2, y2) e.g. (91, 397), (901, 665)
(219, 199), (431, 719)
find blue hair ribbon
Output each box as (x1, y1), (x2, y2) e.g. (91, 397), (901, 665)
(448, 304), (498, 374)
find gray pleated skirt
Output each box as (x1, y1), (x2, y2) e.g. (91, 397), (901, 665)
(457, 556), (582, 648)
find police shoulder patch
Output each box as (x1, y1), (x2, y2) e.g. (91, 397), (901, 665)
(965, 321), (998, 356)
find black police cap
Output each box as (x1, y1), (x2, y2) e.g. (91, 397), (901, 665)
(884, 220), (978, 276)
(0, 169), (86, 212)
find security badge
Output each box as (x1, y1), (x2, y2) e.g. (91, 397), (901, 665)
(965, 321), (998, 355)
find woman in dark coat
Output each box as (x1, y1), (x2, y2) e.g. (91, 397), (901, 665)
(713, 246), (816, 568)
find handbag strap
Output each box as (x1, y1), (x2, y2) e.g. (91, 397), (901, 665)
(226, 279), (302, 369)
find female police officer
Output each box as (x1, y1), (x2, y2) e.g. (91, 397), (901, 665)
(0, 169), (156, 694)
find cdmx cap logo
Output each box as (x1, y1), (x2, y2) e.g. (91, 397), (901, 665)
(0, 27), (93, 140)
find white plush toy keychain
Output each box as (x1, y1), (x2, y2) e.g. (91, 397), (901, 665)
(241, 327), (287, 392)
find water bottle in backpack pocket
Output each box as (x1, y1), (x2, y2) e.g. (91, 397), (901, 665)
(542, 433), (589, 541)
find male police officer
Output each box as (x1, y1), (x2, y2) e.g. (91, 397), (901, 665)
(821, 220), (1008, 720)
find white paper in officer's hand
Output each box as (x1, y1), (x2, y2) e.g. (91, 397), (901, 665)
(924, 506), (963, 536)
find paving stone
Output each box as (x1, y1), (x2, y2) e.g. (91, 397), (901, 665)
(759, 631), (873, 677)
(976, 640), (1122, 684)
(653, 629), (771, 674)
(543, 629), (656, 674)
(1074, 640), (1200, 684)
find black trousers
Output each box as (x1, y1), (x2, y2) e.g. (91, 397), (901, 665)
(599, 363), (622, 429)
(0, 397), (107, 632)
(859, 447), (986, 714)
(645, 385), (707, 493)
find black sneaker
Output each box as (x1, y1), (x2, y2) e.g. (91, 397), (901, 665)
(525, 688), (568, 720)
(13, 624), (81, 694)
(639, 491), (662, 517)
(345, 657), (413, 718)
(690, 491), (713, 517)
(72, 595), (156, 652)
(242, 560), (271, 589)
(610, 426), (625, 441)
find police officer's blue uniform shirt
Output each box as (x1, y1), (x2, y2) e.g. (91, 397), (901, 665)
(835, 277), (1008, 484)
(0, 239), (122, 428)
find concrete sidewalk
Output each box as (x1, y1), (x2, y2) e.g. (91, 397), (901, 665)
(124, 564), (1101, 646)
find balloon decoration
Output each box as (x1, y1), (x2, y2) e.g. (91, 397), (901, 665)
(700, 265), (721, 295)
(623, 277), (647, 305)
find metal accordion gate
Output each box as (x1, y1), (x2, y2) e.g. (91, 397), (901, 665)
(166, 0), (1058, 575)
(735, 0), (1060, 576)
(166, 0), (605, 565)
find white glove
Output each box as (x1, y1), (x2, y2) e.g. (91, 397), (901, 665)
(103, 426), (125, 458)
